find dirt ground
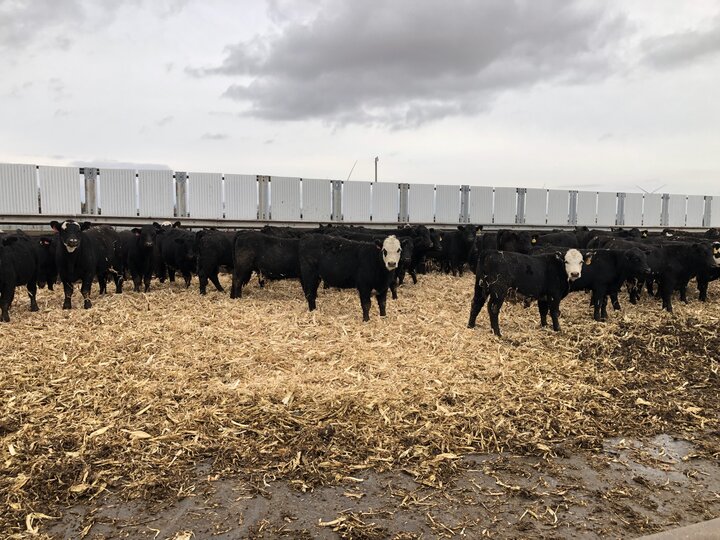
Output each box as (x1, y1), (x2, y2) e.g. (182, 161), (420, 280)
(2, 272), (719, 539)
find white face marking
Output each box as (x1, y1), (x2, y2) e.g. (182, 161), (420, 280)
(161, 221), (172, 227)
(564, 249), (584, 281)
(64, 243), (77, 253)
(713, 243), (720, 266)
(61, 222), (68, 230)
(381, 235), (402, 270)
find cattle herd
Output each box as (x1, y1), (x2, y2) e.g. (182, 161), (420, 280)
(1, 220), (719, 335)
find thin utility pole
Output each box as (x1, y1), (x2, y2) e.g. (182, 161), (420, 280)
(374, 156), (379, 182)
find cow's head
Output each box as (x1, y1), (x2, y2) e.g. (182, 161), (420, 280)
(50, 220), (90, 253)
(399, 237), (414, 265)
(133, 224), (158, 248)
(713, 242), (720, 266)
(174, 234), (196, 261)
(624, 247), (652, 276)
(377, 235), (401, 270)
(558, 248), (583, 281)
(457, 225), (479, 244)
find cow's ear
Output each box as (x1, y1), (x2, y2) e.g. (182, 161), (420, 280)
(81, 221), (92, 231)
(641, 230), (648, 238)
(555, 251), (564, 261)
(131, 228), (141, 236)
(50, 220), (60, 232)
(584, 252), (594, 265)
(2, 236), (18, 246)
(457, 225), (465, 231)
(476, 225), (483, 231)
(173, 221), (181, 228)
(375, 239), (383, 250)
(152, 221), (162, 230)
(39, 237), (52, 246)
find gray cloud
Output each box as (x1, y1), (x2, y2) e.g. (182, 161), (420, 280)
(54, 109), (69, 118)
(156, 115), (174, 127)
(201, 133), (229, 140)
(195, 0), (629, 128)
(642, 15), (720, 69)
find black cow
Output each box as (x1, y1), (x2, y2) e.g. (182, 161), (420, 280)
(33, 235), (57, 290)
(570, 249), (652, 321)
(154, 221), (180, 282)
(299, 235), (402, 321)
(531, 231), (579, 248)
(119, 223), (161, 292)
(51, 221), (124, 309)
(230, 231), (301, 298)
(697, 242), (720, 301)
(0, 233), (39, 322)
(389, 237), (414, 300)
(468, 249), (585, 336)
(441, 225), (480, 276)
(196, 229), (234, 294)
(655, 242), (720, 312)
(159, 227), (196, 287)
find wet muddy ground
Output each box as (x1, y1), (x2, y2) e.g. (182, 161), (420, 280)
(48, 434), (720, 539)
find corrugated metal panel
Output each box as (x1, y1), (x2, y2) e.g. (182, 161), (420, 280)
(302, 178), (332, 222)
(596, 192), (617, 227)
(98, 169), (136, 217)
(186, 172), (223, 219)
(711, 197), (720, 227)
(434, 185), (461, 223)
(372, 182), (399, 222)
(0, 163), (37, 215)
(493, 187), (517, 225)
(666, 194), (687, 227)
(225, 174), (257, 220)
(686, 196), (704, 228)
(343, 181), (371, 222)
(546, 190), (569, 226)
(138, 170), (174, 218)
(623, 193), (643, 227)
(468, 186), (493, 224)
(524, 188), (547, 225)
(408, 183), (434, 223)
(38, 165), (81, 215)
(576, 191), (597, 226)
(270, 176), (301, 221)
(643, 193), (662, 227)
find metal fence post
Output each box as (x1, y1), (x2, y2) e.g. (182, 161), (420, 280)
(568, 191), (578, 225)
(398, 183), (409, 223)
(257, 176), (270, 220)
(704, 196), (713, 227)
(175, 172), (188, 217)
(330, 180), (343, 221)
(516, 188), (526, 225)
(661, 193), (670, 227)
(616, 192), (626, 226)
(460, 185), (470, 224)
(81, 167), (98, 215)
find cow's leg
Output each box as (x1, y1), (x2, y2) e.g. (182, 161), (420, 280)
(198, 269), (209, 295)
(62, 281), (73, 309)
(610, 291), (620, 311)
(27, 282), (38, 312)
(210, 272), (224, 293)
(488, 294), (504, 337)
(359, 289), (372, 322)
(98, 273), (107, 295)
(1, 287), (14, 322)
(302, 273), (321, 311)
(115, 272), (123, 294)
(81, 277), (93, 309)
(592, 287), (606, 321)
(645, 278), (655, 297)
(679, 282), (688, 304)
(659, 279), (673, 313)
(168, 267), (176, 283)
(390, 278), (398, 300)
(410, 268), (418, 284)
(600, 295), (609, 320)
(698, 278), (709, 302)
(538, 300), (549, 327)
(468, 281), (488, 328)
(376, 289), (388, 316)
(549, 298), (562, 331)
(132, 271), (142, 293)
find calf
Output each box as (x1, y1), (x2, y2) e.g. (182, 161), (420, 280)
(569, 249), (651, 321)
(390, 237), (415, 299)
(51, 221), (124, 309)
(441, 225), (480, 276)
(230, 231), (301, 298)
(531, 231), (579, 248)
(119, 223), (160, 292)
(196, 229), (234, 294)
(159, 227), (196, 287)
(33, 235), (57, 290)
(0, 234), (39, 322)
(468, 249), (584, 336)
(299, 235), (401, 321)
(697, 242), (720, 301)
(655, 242), (720, 312)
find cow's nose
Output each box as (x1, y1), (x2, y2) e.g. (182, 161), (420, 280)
(570, 272), (579, 278)
(144, 241), (154, 247)
(67, 238), (79, 246)
(387, 262), (397, 269)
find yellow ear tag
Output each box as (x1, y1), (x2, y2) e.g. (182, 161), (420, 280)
(531, 238), (537, 244)
(585, 257), (592, 265)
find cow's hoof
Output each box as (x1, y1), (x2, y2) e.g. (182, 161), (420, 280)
(83, 299), (92, 309)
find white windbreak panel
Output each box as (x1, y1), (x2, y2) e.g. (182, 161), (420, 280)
(596, 192), (617, 227)
(643, 193), (662, 227)
(524, 188), (547, 225)
(343, 181), (371, 222)
(666, 194), (687, 227)
(187, 172), (223, 219)
(270, 176), (301, 221)
(493, 187), (517, 225)
(372, 182), (399, 222)
(408, 183), (434, 223)
(468, 186), (493, 224)
(711, 197), (720, 227)
(138, 170), (174, 218)
(0, 163), (37, 215)
(547, 190), (570, 226)
(225, 174), (257, 220)
(99, 169), (136, 217)
(576, 191), (597, 226)
(38, 165), (81, 215)
(623, 193), (643, 227)
(686, 195), (704, 228)
(435, 185), (461, 223)
(302, 178), (332, 222)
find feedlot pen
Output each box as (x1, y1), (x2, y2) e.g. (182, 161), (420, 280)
(1, 274), (719, 538)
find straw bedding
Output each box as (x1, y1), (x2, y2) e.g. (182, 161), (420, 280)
(1, 274), (718, 536)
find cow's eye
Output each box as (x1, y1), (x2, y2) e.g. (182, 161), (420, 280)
(382, 249), (387, 256)
(397, 248), (401, 253)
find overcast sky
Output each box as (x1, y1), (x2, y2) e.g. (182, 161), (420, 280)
(1, 0), (719, 195)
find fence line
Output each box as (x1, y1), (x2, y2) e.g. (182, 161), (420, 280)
(0, 162), (717, 228)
